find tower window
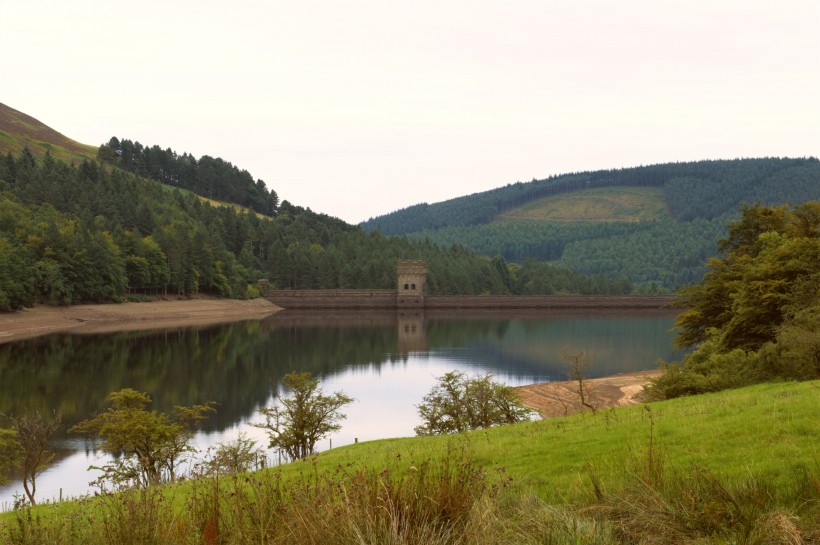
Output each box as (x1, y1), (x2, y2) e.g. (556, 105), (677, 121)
(404, 284), (409, 290)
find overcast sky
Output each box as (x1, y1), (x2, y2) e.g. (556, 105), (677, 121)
(4, 1), (819, 224)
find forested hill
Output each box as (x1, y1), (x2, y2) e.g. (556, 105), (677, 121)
(96, 137), (279, 217)
(360, 158), (820, 291)
(361, 158), (820, 234)
(0, 104), (278, 216)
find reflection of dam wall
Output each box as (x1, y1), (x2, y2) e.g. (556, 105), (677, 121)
(263, 292), (677, 311)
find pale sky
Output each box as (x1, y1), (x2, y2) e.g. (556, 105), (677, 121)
(4, 1), (819, 224)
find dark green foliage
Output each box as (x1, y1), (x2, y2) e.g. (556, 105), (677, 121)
(510, 259), (632, 295)
(0, 234), (36, 311)
(97, 137), (279, 216)
(648, 202), (820, 399)
(0, 429), (23, 486)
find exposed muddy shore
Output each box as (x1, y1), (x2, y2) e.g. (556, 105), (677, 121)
(0, 298), (281, 344)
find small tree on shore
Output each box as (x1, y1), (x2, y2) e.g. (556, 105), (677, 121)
(415, 371), (533, 436)
(254, 372), (354, 461)
(198, 432), (263, 476)
(70, 389), (215, 488)
(1, 411), (62, 505)
(563, 350), (598, 414)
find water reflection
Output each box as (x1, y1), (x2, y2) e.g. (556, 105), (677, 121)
(0, 309), (681, 505)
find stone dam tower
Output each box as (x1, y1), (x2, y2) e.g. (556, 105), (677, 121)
(396, 259), (427, 308)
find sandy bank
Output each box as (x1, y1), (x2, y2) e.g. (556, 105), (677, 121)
(515, 369), (663, 418)
(0, 298), (281, 344)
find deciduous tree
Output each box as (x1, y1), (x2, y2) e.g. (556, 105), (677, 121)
(70, 389), (214, 487)
(649, 201), (820, 399)
(415, 371), (533, 436)
(254, 372), (353, 460)
(1, 411), (62, 505)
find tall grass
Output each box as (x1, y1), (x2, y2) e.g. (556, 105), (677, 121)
(3, 446), (816, 544)
(1, 381), (818, 544)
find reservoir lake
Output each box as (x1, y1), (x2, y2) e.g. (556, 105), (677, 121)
(0, 308), (681, 506)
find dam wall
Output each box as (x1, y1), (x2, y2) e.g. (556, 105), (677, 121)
(264, 290), (398, 310)
(264, 291), (677, 311)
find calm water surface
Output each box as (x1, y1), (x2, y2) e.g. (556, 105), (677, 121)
(0, 309), (682, 506)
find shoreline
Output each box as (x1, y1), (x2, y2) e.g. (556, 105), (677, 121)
(515, 369), (664, 418)
(0, 297), (282, 344)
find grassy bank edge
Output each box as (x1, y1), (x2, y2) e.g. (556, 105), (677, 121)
(2, 380), (818, 542)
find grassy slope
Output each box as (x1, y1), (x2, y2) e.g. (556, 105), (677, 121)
(499, 186), (669, 223)
(315, 380), (818, 503)
(0, 103), (97, 165)
(2, 380), (816, 543)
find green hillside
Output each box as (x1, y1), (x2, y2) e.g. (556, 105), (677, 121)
(363, 158), (820, 233)
(363, 158), (820, 290)
(0, 102), (96, 165)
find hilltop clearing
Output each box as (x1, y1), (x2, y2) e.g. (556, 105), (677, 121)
(500, 186), (669, 223)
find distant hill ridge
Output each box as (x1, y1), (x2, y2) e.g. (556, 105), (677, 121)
(361, 157), (820, 290)
(361, 157), (820, 234)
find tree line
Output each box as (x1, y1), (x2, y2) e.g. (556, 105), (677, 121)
(97, 137), (279, 216)
(0, 149), (631, 311)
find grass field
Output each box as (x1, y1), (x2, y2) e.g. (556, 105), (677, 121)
(500, 186), (670, 223)
(2, 380), (818, 543)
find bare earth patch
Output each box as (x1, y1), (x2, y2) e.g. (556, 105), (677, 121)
(0, 297), (281, 344)
(515, 369), (663, 418)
